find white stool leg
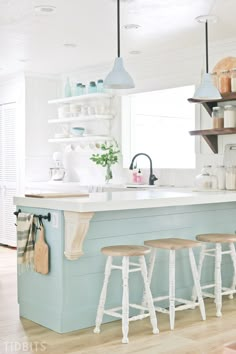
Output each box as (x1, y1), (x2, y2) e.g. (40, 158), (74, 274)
(192, 243), (206, 303)
(94, 256), (113, 333)
(139, 255), (159, 335)
(215, 243), (222, 317)
(141, 248), (156, 310)
(169, 249), (175, 330)
(189, 248), (206, 321)
(229, 242), (236, 299)
(122, 256), (129, 344)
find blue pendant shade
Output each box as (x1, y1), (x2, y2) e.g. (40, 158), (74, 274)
(104, 0), (135, 89)
(193, 73), (222, 100)
(193, 16), (221, 101)
(104, 57), (134, 89)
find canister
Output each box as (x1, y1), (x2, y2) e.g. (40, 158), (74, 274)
(226, 166), (236, 190)
(212, 106), (224, 129)
(224, 105), (236, 128)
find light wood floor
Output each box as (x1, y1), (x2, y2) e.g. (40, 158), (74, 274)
(0, 246), (236, 354)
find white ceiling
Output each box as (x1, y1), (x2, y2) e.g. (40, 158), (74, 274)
(0, 0), (236, 76)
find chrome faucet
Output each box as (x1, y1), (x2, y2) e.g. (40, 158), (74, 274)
(129, 153), (158, 185)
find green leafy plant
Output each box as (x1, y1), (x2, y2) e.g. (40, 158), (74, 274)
(90, 141), (120, 182)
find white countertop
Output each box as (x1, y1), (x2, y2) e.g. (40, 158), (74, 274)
(13, 188), (236, 213)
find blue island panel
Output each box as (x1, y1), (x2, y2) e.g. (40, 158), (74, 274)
(17, 202), (236, 333)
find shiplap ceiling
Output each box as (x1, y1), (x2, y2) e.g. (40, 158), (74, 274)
(0, 0), (235, 75)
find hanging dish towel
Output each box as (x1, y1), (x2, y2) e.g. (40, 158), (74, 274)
(17, 213), (36, 272)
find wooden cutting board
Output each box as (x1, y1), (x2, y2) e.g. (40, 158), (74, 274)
(34, 224), (49, 275)
(25, 193), (89, 198)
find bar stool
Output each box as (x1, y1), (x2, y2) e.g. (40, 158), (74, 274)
(193, 233), (236, 317)
(94, 245), (159, 344)
(143, 238), (206, 330)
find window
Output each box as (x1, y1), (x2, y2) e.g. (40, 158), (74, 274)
(122, 85), (195, 169)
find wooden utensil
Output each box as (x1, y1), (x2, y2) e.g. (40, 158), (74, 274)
(34, 223), (49, 275)
(25, 193), (89, 198)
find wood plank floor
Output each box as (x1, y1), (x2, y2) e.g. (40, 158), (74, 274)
(0, 246), (236, 354)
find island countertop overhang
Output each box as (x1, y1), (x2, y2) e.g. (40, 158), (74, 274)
(13, 189), (236, 213)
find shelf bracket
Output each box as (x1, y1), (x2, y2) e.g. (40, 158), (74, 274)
(202, 135), (218, 153)
(64, 211), (94, 260)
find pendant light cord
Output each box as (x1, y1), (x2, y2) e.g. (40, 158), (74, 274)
(117, 0), (120, 57)
(205, 20), (209, 73)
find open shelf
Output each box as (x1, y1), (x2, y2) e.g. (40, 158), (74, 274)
(48, 93), (113, 105)
(48, 135), (113, 144)
(189, 128), (236, 153)
(188, 92), (236, 115)
(48, 115), (113, 124)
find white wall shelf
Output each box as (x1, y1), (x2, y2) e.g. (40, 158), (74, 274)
(48, 115), (113, 124)
(48, 93), (113, 105)
(48, 135), (113, 143)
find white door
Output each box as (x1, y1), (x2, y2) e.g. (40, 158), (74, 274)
(0, 102), (17, 246)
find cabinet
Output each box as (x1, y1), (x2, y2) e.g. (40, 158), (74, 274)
(188, 92), (236, 153)
(0, 102), (17, 247)
(48, 93), (114, 145)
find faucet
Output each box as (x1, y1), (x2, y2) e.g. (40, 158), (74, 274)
(129, 153), (158, 185)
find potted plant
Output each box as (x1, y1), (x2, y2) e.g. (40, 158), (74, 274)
(90, 141), (120, 183)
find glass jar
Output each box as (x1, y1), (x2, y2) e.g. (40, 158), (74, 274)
(226, 166), (236, 190)
(214, 165), (225, 190)
(211, 71), (218, 88)
(224, 105), (236, 128)
(88, 81), (97, 94)
(212, 106), (224, 129)
(195, 165), (216, 190)
(81, 84), (86, 95)
(219, 70), (231, 93)
(75, 83), (82, 96)
(231, 68), (236, 92)
(97, 79), (104, 93)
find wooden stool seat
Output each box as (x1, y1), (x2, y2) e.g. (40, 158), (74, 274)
(196, 233), (236, 243)
(224, 342), (236, 354)
(101, 245), (150, 257)
(144, 238), (201, 250)
(142, 238), (206, 330)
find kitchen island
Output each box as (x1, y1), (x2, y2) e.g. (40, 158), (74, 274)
(14, 189), (236, 333)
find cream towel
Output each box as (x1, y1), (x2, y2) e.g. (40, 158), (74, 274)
(17, 213), (36, 272)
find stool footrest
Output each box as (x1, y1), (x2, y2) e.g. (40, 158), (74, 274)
(104, 304), (152, 321)
(129, 313), (150, 322)
(104, 310), (122, 319)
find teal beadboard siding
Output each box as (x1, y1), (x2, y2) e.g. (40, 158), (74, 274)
(17, 203), (236, 333)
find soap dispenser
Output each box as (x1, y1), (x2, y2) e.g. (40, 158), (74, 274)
(136, 169), (143, 184)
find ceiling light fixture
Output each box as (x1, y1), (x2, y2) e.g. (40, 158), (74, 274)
(64, 43), (77, 48)
(34, 5), (56, 14)
(104, 0), (135, 89)
(193, 15), (221, 101)
(129, 50), (141, 55)
(123, 24), (141, 30)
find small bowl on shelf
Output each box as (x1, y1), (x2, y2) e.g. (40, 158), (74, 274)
(71, 127), (85, 136)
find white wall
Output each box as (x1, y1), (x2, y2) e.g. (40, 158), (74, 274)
(24, 74), (61, 182)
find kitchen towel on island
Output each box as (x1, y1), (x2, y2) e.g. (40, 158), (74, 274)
(17, 213), (36, 273)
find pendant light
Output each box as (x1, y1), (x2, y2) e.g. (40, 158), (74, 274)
(104, 0), (135, 89)
(193, 15), (221, 101)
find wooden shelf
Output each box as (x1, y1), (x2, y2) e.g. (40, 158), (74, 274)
(189, 128), (236, 153)
(188, 92), (236, 115)
(48, 115), (113, 124)
(48, 93), (113, 105)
